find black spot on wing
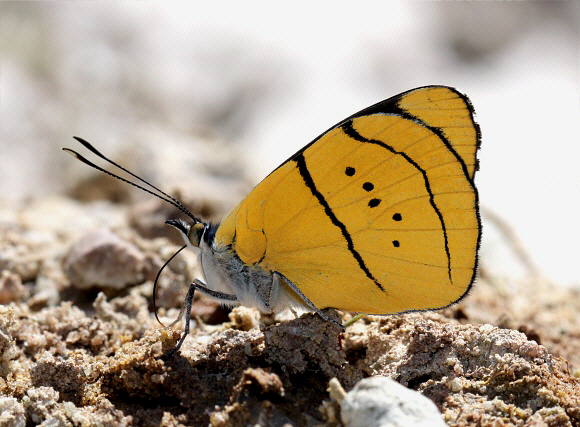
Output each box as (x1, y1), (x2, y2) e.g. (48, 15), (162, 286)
(341, 121), (453, 283)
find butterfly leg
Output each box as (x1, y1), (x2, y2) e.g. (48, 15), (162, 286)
(274, 272), (345, 329)
(192, 281), (239, 303)
(167, 279), (238, 355)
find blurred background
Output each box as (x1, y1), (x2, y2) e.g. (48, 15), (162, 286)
(1, 1), (579, 287)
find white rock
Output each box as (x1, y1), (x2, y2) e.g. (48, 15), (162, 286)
(0, 397), (26, 427)
(63, 229), (146, 290)
(341, 377), (446, 427)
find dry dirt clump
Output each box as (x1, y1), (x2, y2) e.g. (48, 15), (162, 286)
(0, 196), (579, 426)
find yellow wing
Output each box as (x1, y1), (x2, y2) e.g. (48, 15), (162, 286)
(216, 86), (481, 315)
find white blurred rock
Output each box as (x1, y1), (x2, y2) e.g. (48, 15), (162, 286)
(63, 230), (146, 290)
(341, 377), (446, 427)
(0, 270), (28, 304)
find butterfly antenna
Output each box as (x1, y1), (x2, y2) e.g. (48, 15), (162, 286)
(153, 244), (187, 327)
(63, 136), (200, 223)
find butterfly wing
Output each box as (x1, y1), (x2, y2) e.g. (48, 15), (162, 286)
(215, 86), (481, 315)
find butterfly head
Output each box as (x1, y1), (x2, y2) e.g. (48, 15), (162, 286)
(166, 218), (206, 248)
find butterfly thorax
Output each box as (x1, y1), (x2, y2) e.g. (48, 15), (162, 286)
(193, 231), (306, 314)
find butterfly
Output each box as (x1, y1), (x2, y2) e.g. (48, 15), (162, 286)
(64, 85), (481, 353)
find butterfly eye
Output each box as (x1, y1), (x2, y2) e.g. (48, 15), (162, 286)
(188, 223), (206, 247)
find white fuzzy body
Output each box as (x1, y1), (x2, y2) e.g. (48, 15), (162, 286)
(187, 236), (309, 314)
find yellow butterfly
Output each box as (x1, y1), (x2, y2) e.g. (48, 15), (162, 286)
(65, 85), (480, 352)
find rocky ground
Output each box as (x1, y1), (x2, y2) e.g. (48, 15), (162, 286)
(1, 175), (580, 426)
